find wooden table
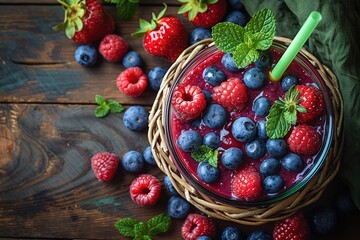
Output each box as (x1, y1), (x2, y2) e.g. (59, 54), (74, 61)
(1, 1), (359, 239)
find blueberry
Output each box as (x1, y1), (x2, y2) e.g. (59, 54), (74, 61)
(190, 27), (212, 45)
(203, 104), (228, 129)
(122, 51), (142, 68)
(254, 51), (272, 70)
(227, 0), (244, 10)
(197, 162), (220, 183)
(266, 138), (288, 158)
(243, 68), (267, 90)
(196, 237), (212, 240)
(143, 146), (156, 166)
(221, 225), (243, 240)
(121, 150), (145, 173)
(263, 175), (285, 194)
(177, 130), (202, 152)
(202, 89), (212, 104)
(282, 153), (304, 173)
(260, 158), (281, 177)
(281, 74), (299, 91)
(74, 45), (98, 67)
(252, 96), (271, 117)
(221, 53), (242, 72)
(311, 208), (337, 234)
(202, 66), (226, 86)
(246, 230), (272, 240)
(148, 66), (167, 91)
(221, 147), (243, 170)
(245, 139), (266, 159)
(232, 117), (257, 142)
(225, 10), (247, 26)
(191, 118), (202, 129)
(337, 190), (357, 214)
(167, 195), (191, 219)
(123, 106), (149, 132)
(203, 132), (221, 149)
(164, 175), (178, 195)
(256, 120), (268, 140)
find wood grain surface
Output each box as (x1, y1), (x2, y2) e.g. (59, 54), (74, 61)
(1, 1), (359, 239)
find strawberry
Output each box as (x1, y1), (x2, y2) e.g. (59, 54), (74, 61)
(295, 85), (324, 123)
(273, 212), (310, 240)
(129, 174), (161, 206)
(212, 77), (248, 112)
(132, 4), (189, 62)
(116, 67), (148, 97)
(287, 124), (322, 155)
(181, 213), (216, 240)
(231, 165), (262, 200)
(91, 152), (119, 181)
(99, 34), (128, 62)
(53, 0), (114, 44)
(172, 85), (207, 122)
(178, 0), (227, 28)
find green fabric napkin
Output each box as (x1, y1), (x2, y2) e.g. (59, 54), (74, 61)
(242, 0), (360, 209)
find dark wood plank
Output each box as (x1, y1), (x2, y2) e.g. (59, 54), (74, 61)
(0, 5), (194, 104)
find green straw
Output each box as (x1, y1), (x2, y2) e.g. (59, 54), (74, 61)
(270, 11), (322, 81)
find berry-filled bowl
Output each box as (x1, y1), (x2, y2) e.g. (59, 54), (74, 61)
(148, 38), (343, 225)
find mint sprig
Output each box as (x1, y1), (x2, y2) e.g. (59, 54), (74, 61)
(191, 145), (218, 167)
(115, 213), (171, 240)
(266, 86), (307, 138)
(95, 94), (125, 118)
(212, 8), (276, 68)
(106, 0), (139, 21)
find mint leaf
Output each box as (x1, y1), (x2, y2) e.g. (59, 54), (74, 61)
(134, 222), (148, 239)
(134, 235), (152, 240)
(284, 110), (297, 125)
(191, 145), (218, 167)
(252, 32), (273, 50)
(114, 218), (141, 237)
(266, 105), (291, 138)
(94, 95), (124, 118)
(95, 94), (106, 105)
(95, 105), (110, 118)
(233, 43), (259, 68)
(108, 100), (125, 113)
(106, 0), (139, 20)
(147, 213), (171, 236)
(212, 22), (245, 53)
(245, 8), (276, 39)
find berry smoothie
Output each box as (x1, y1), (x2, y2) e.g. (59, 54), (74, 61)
(166, 42), (332, 205)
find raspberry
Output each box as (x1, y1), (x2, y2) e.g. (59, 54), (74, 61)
(91, 152), (119, 181)
(273, 212), (310, 240)
(99, 34), (128, 62)
(171, 85), (207, 122)
(231, 165), (262, 200)
(129, 174), (161, 206)
(212, 77), (248, 111)
(181, 213), (216, 240)
(116, 67), (148, 97)
(287, 124), (321, 155)
(295, 85), (324, 123)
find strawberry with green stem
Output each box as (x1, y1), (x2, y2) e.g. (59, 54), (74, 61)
(132, 3), (189, 62)
(53, 0), (114, 44)
(178, 0), (227, 28)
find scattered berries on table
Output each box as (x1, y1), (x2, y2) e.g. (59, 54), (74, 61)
(180, 0), (228, 28)
(273, 212), (310, 240)
(231, 165), (262, 200)
(224, 10), (247, 26)
(172, 84), (207, 122)
(148, 66), (168, 91)
(164, 175), (179, 196)
(116, 67), (148, 97)
(91, 152), (119, 181)
(143, 146), (156, 166)
(226, 0), (244, 10)
(311, 207), (337, 235)
(212, 77), (248, 111)
(99, 34), (128, 62)
(181, 213), (217, 240)
(202, 104), (228, 129)
(287, 124), (321, 155)
(121, 150), (145, 173)
(132, 4), (188, 62)
(167, 195), (192, 219)
(295, 85), (324, 123)
(129, 174), (161, 206)
(74, 45), (98, 67)
(221, 225), (243, 240)
(177, 129), (203, 152)
(197, 162), (220, 183)
(190, 27), (212, 45)
(122, 51), (142, 68)
(247, 230), (272, 240)
(123, 105), (149, 132)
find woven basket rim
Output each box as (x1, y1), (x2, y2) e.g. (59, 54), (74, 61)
(148, 37), (344, 225)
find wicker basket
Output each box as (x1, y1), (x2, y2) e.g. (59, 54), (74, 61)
(148, 37), (344, 225)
